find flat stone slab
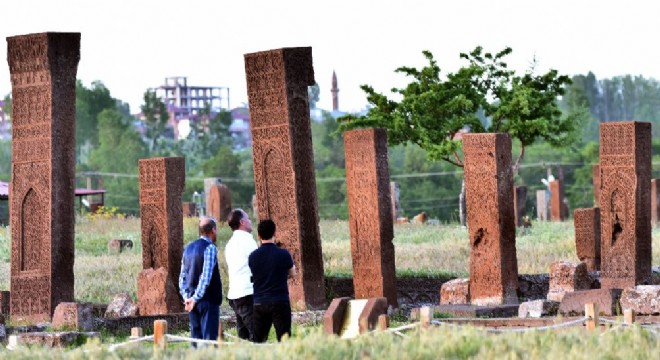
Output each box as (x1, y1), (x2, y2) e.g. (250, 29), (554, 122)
(519, 300), (559, 318)
(8, 331), (99, 348)
(433, 304), (520, 318)
(559, 289), (622, 316)
(620, 285), (660, 315)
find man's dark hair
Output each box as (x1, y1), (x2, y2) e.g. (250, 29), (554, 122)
(257, 219), (276, 240)
(200, 218), (216, 235)
(228, 209), (245, 231)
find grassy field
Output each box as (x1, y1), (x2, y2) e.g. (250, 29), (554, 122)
(0, 216), (658, 304)
(1, 325), (659, 359)
(0, 217), (659, 358)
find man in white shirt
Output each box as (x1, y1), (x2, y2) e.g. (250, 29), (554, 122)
(225, 208), (258, 341)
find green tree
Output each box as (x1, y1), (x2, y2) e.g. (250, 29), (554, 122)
(141, 89), (169, 154)
(89, 109), (147, 213)
(308, 82), (320, 109)
(2, 93), (11, 119)
(338, 47), (584, 172)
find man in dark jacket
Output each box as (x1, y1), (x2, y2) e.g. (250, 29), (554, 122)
(179, 216), (223, 342)
(248, 219), (297, 342)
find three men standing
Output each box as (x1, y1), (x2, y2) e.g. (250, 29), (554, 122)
(225, 209), (258, 341)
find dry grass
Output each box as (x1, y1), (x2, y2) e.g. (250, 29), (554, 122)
(0, 217), (658, 304)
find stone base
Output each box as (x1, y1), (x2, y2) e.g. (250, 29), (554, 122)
(559, 289), (622, 316)
(52, 303), (94, 331)
(547, 261), (591, 302)
(440, 278), (469, 305)
(518, 300), (559, 318)
(323, 297), (351, 335)
(433, 304), (520, 318)
(8, 331), (99, 348)
(137, 268), (183, 315)
(620, 285), (660, 315)
(105, 293), (138, 318)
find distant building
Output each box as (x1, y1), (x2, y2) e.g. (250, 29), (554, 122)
(229, 107), (251, 149)
(145, 76), (231, 139)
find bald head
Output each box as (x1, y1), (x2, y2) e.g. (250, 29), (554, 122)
(199, 216), (217, 237)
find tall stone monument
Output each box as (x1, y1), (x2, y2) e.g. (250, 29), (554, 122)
(8, 32), (80, 322)
(513, 185), (527, 227)
(207, 183), (232, 223)
(344, 128), (397, 307)
(244, 47), (325, 309)
(599, 121), (652, 289)
(536, 190), (549, 221)
(573, 207), (601, 272)
(550, 180), (564, 221)
(463, 133), (518, 305)
(651, 179), (660, 227)
(138, 157), (185, 314)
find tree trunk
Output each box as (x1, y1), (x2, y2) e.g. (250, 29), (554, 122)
(459, 178), (467, 226)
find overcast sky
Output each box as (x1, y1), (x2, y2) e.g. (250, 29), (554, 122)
(2, 0), (660, 114)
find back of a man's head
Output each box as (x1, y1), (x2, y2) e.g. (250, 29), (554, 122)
(199, 216), (217, 235)
(227, 209), (245, 231)
(257, 219), (276, 241)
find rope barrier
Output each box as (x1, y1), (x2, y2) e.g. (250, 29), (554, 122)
(107, 335), (154, 352)
(165, 334), (234, 346)
(431, 317), (588, 333)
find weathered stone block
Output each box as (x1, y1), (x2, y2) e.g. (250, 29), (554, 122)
(181, 202), (196, 217)
(547, 261), (591, 302)
(105, 293), (139, 318)
(574, 208), (601, 271)
(245, 47), (325, 309)
(620, 285), (660, 315)
(550, 180), (565, 221)
(518, 300), (559, 318)
(9, 331), (99, 348)
(8, 32), (80, 324)
(137, 268), (182, 315)
(51, 303), (94, 331)
(0, 290), (9, 315)
(207, 183), (232, 223)
(514, 185), (527, 227)
(558, 289), (622, 316)
(358, 297), (388, 333)
(344, 128), (397, 307)
(323, 297), (351, 335)
(463, 133), (518, 306)
(434, 304), (520, 318)
(440, 278), (470, 305)
(599, 122), (652, 289)
(536, 190), (549, 221)
(593, 164), (600, 207)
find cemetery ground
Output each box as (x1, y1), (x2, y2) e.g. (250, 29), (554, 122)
(0, 217), (659, 358)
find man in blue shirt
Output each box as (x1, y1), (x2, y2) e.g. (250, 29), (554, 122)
(248, 219), (297, 342)
(179, 216), (223, 342)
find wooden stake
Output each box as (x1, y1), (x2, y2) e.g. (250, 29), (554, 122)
(624, 309), (635, 325)
(585, 303), (599, 331)
(377, 314), (389, 331)
(130, 327), (143, 339)
(217, 321), (225, 345)
(154, 319), (168, 350)
(420, 306), (432, 329)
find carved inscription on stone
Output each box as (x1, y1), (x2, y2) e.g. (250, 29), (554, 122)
(344, 128), (397, 307)
(8, 32), (80, 323)
(244, 47), (325, 309)
(463, 134), (518, 305)
(599, 122), (652, 288)
(138, 157), (185, 313)
(573, 208), (601, 272)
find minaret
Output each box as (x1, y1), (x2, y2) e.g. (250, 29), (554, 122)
(331, 70), (339, 112)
